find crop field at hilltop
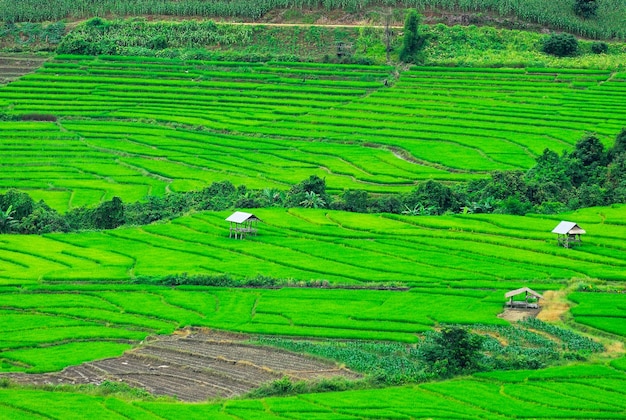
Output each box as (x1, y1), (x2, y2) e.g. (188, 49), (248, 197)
(0, 360), (625, 418)
(1, 56), (626, 210)
(1, 207), (626, 287)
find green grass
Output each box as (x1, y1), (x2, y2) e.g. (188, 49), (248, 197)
(2, 57), (626, 211)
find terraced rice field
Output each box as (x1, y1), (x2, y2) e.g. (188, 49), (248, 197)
(1, 206), (626, 287)
(0, 283), (507, 373)
(1, 359), (625, 418)
(1, 56), (626, 210)
(7, 330), (359, 401)
(570, 292), (626, 338)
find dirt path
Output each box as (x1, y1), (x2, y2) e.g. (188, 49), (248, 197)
(4, 329), (360, 402)
(537, 290), (570, 322)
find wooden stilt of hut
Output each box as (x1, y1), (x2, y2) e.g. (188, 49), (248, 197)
(226, 212), (261, 239)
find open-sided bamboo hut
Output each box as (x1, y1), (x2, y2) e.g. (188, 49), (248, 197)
(552, 221), (586, 248)
(505, 287), (543, 309)
(226, 212), (261, 239)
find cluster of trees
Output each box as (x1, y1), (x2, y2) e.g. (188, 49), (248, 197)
(1, 129), (624, 234)
(574, 0), (599, 19)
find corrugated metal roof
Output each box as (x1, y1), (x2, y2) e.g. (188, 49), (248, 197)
(552, 221), (585, 235)
(505, 287), (543, 299)
(225, 211), (260, 224)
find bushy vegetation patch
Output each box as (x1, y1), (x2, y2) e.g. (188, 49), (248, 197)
(543, 33), (579, 57)
(256, 322), (604, 386)
(1, 0), (625, 40)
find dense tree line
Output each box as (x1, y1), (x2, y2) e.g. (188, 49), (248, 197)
(1, 129), (624, 235)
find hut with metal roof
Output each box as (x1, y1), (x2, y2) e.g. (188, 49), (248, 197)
(505, 287), (543, 309)
(226, 211), (261, 239)
(552, 221), (586, 248)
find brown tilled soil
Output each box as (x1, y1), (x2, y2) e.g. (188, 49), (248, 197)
(498, 307), (541, 322)
(4, 329), (360, 402)
(0, 54), (48, 85)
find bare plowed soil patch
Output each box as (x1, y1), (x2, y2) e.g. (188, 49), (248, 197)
(498, 307), (540, 322)
(0, 54), (48, 85)
(5, 329), (359, 401)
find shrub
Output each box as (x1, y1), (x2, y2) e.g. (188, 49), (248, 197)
(574, 0), (599, 19)
(542, 33), (578, 57)
(399, 9), (426, 64)
(591, 41), (608, 54)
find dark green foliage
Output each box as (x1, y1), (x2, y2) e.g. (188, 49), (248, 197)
(542, 33), (578, 57)
(574, 0), (599, 19)
(286, 175), (329, 207)
(591, 41), (608, 54)
(341, 190), (369, 213)
(0, 205), (19, 234)
(609, 128), (626, 161)
(19, 205), (69, 234)
(403, 180), (457, 215)
(92, 197), (125, 230)
(0, 190), (34, 220)
(418, 327), (483, 377)
(571, 134), (606, 167)
(399, 9), (426, 63)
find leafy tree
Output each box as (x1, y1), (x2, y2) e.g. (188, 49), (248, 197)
(574, 0), (599, 18)
(399, 9), (425, 63)
(591, 41), (608, 54)
(287, 175), (329, 207)
(92, 197), (125, 229)
(418, 327), (483, 377)
(299, 191), (326, 209)
(609, 128), (626, 161)
(342, 189), (369, 213)
(196, 180), (236, 210)
(19, 206), (69, 234)
(0, 205), (18, 234)
(542, 33), (578, 57)
(403, 181), (457, 215)
(0, 189), (34, 220)
(570, 134), (606, 167)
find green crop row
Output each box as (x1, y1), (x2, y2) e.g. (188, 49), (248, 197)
(2, 58), (624, 207)
(0, 359), (624, 417)
(0, 283), (507, 373)
(1, 207), (625, 286)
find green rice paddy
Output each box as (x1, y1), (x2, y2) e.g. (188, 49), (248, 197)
(1, 206), (625, 287)
(2, 56), (625, 211)
(1, 52), (626, 418)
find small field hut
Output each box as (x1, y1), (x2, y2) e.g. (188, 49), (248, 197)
(552, 221), (586, 248)
(226, 211), (261, 239)
(505, 287), (543, 309)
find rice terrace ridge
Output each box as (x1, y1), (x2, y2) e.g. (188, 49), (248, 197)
(1, 1), (626, 418)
